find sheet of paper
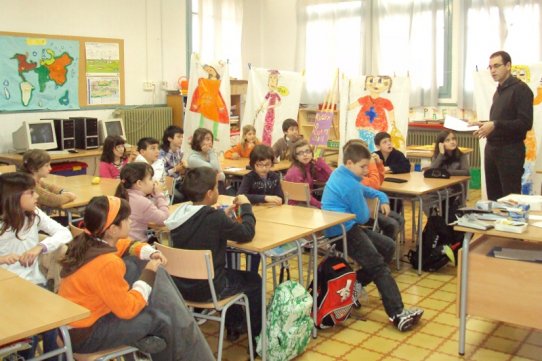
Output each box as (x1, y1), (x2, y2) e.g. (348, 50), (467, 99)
(528, 214), (542, 221)
(443, 115), (479, 132)
(531, 221), (542, 228)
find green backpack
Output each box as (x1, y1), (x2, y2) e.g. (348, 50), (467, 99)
(256, 280), (313, 360)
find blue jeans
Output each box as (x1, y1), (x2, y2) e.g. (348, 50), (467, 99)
(344, 225), (404, 317)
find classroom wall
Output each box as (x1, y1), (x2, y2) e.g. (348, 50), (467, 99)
(0, 0), (186, 152)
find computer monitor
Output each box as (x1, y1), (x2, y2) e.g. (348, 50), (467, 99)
(100, 118), (126, 143)
(12, 119), (58, 152)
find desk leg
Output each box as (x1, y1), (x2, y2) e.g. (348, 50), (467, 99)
(295, 239), (304, 284)
(311, 233), (319, 339)
(416, 196), (424, 275)
(260, 252), (268, 361)
(458, 231), (473, 356)
(28, 325), (74, 361)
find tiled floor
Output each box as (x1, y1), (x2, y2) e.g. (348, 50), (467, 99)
(199, 190), (542, 360)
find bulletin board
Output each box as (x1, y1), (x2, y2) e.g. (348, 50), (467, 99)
(0, 31), (125, 111)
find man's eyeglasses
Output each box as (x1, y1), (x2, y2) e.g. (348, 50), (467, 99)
(296, 149), (312, 156)
(487, 63), (503, 70)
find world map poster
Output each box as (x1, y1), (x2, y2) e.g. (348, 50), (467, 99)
(0, 35), (79, 111)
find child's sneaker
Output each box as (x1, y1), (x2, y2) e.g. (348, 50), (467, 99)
(389, 308), (424, 332)
(352, 281), (367, 309)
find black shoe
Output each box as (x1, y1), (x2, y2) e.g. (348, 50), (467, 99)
(133, 336), (167, 354)
(227, 328), (240, 342)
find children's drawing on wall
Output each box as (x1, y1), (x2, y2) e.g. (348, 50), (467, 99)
(341, 74), (410, 154)
(242, 67), (303, 146)
(512, 65), (538, 195)
(184, 53), (231, 154)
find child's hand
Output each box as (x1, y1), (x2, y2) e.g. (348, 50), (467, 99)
(145, 258), (163, 272)
(64, 192), (77, 201)
(438, 142), (445, 154)
(0, 253), (20, 265)
(234, 194), (250, 205)
(175, 163), (185, 174)
(264, 196), (283, 206)
(19, 245), (44, 267)
(201, 143), (212, 153)
(128, 148), (138, 162)
(231, 152), (240, 160)
(384, 166), (392, 174)
(380, 203), (391, 216)
(371, 153), (382, 164)
(150, 251), (167, 265)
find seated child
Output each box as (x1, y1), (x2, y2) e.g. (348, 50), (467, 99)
(187, 127), (227, 190)
(238, 144), (284, 205)
(373, 132), (411, 174)
(58, 196), (214, 361)
(134, 137), (166, 183)
(165, 167), (262, 346)
(344, 139), (405, 242)
(272, 118), (301, 161)
(0, 172), (72, 359)
(22, 149), (77, 208)
(426, 130), (470, 221)
(225, 124), (259, 159)
(321, 141), (423, 332)
(99, 135), (133, 179)
(115, 163), (169, 242)
(159, 125), (185, 180)
(284, 139), (332, 208)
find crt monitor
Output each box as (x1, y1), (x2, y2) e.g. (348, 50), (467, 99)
(100, 118), (126, 143)
(12, 119), (58, 152)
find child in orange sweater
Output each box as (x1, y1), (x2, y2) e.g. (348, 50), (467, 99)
(225, 124), (260, 159)
(58, 196), (213, 361)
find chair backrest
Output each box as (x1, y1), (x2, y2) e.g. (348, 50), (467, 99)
(281, 180), (311, 206)
(0, 165), (16, 174)
(365, 197), (380, 231)
(69, 224), (85, 237)
(155, 243), (214, 280)
(164, 176), (176, 205)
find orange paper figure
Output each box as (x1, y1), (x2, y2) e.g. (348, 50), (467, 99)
(348, 75), (404, 152)
(190, 64), (229, 139)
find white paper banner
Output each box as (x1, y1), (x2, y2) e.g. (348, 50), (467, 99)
(242, 68), (303, 146)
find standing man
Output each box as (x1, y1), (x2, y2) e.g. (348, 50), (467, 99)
(474, 51), (533, 200)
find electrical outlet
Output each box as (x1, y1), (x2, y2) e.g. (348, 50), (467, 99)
(143, 82), (155, 91)
(160, 81), (168, 89)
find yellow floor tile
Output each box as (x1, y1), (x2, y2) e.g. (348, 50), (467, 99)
(425, 351), (465, 361)
(417, 297), (451, 311)
(311, 339), (352, 358)
(466, 318), (499, 334)
(432, 312), (459, 327)
(483, 336), (523, 354)
(330, 327), (371, 346)
(295, 350), (338, 361)
(406, 332), (444, 350)
(429, 289), (456, 302)
(391, 343), (432, 361)
(516, 343), (542, 360)
(416, 278), (445, 289)
(493, 323), (531, 341)
(361, 335), (400, 354)
(526, 331), (542, 346)
(471, 347), (512, 361)
(343, 347), (385, 361)
(419, 322), (456, 338)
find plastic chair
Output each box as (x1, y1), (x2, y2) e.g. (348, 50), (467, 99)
(154, 244), (254, 361)
(281, 180), (311, 207)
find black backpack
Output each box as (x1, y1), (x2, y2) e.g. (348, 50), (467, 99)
(408, 207), (457, 272)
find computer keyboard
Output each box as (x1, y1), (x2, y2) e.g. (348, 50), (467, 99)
(48, 150), (70, 155)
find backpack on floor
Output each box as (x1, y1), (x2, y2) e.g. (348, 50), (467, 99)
(256, 280), (313, 361)
(309, 256), (357, 329)
(408, 207), (458, 271)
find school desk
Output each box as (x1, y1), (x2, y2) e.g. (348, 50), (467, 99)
(47, 174), (119, 222)
(221, 158), (291, 177)
(0, 268), (17, 282)
(405, 145), (473, 159)
(454, 221), (542, 356)
(0, 276), (89, 360)
(380, 172), (470, 275)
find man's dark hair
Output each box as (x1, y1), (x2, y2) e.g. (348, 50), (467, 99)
(490, 51), (512, 65)
(342, 141), (371, 164)
(282, 118), (299, 133)
(137, 137), (159, 151)
(373, 132), (392, 147)
(249, 144), (275, 168)
(182, 167), (217, 202)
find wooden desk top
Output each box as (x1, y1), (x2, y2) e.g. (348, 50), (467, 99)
(455, 219), (542, 243)
(221, 159), (291, 176)
(227, 220), (313, 253)
(380, 172), (470, 196)
(0, 148), (105, 165)
(47, 174), (119, 209)
(406, 145), (473, 159)
(250, 204), (355, 232)
(0, 268), (17, 282)
(0, 277), (89, 346)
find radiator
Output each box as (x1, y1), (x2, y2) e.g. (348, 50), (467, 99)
(115, 107), (173, 145)
(407, 128), (481, 168)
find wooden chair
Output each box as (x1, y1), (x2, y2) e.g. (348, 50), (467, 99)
(69, 223), (85, 237)
(164, 176), (176, 205)
(154, 244), (254, 361)
(281, 180), (311, 207)
(0, 164), (16, 174)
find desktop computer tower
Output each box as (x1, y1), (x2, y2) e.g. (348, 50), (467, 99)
(71, 117), (99, 149)
(43, 118), (76, 150)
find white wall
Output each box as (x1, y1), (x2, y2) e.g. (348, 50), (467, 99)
(0, 0), (187, 152)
